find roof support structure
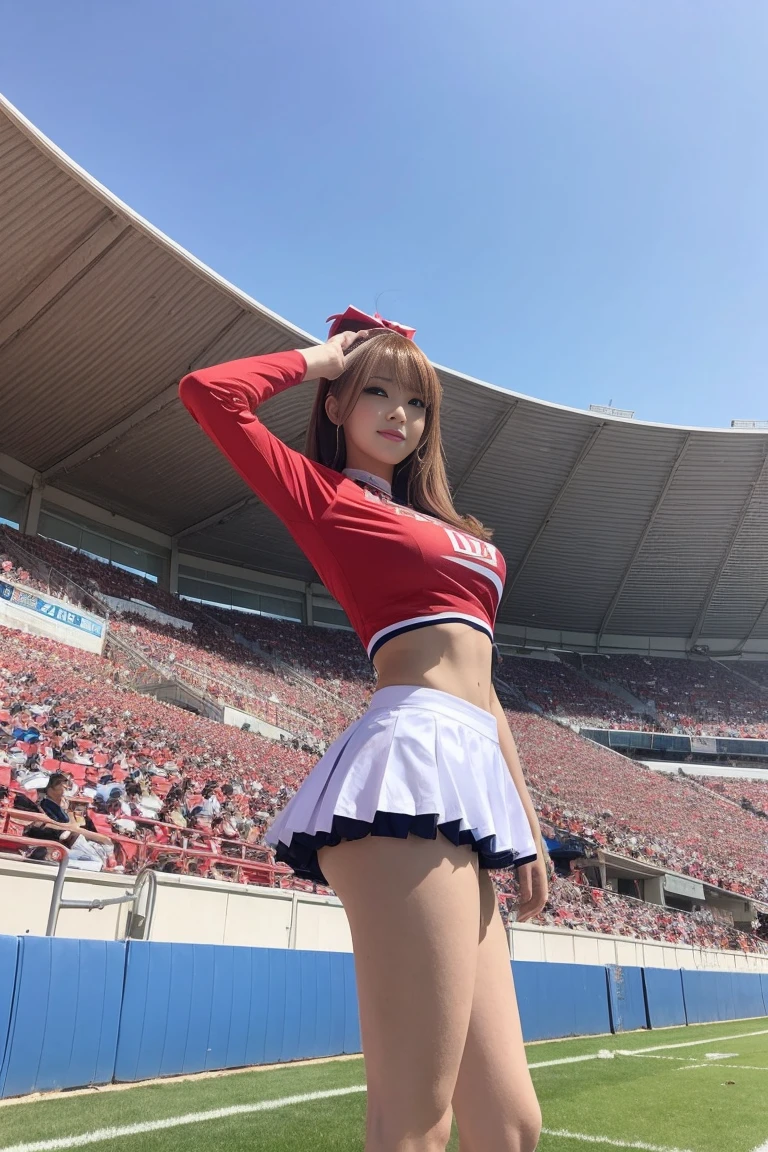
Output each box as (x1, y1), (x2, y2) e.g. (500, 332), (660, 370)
(596, 433), (691, 648)
(737, 591), (768, 652)
(41, 381), (182, 483)
(688, 445), (768, 649)
(174, 495), (259, 540)
(41, 310), (250, 482)
(168, 540), (179, 595)
(498, 422), (606, 611)
(20, 479), (42, 537)
(450, 400), (518, 501)
(0, 211), (129, 353)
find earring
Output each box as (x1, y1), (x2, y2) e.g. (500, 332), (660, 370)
(335, 423), (341, 462)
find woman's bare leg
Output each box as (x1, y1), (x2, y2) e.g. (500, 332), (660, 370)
(451, 869), (542, 1152)
(318, 832), (481, 1151)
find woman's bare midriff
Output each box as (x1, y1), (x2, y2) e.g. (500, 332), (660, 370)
(371, 621), (495, 713)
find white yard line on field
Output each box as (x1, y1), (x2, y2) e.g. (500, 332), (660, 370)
(677, 1063), (768, 1073)
(1, 1027), (765, 1152)
(615, 1028), (768, 1056)
(529, 1052), (614, 1069)
(527, 1027), (768, 1071)
(617, 1054), (696, 1062)
(0, 1095), (699, 1152)
(0, 1089), (370, 1152)
(540, 1130), (695, 1152)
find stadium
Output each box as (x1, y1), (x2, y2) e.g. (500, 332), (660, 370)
(0, 91), (767, 1150)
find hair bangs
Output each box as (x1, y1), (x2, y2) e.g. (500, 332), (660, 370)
(382, 336), (437, 407)
(346, 332), (437, 405)
(304, 329), (494, 541)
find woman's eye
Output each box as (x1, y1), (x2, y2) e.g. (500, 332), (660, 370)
(364, 387), (426, 409)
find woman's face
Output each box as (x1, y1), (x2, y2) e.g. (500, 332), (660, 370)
(336, 369), (427, 479)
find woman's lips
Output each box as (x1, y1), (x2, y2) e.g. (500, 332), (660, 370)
(378, 431), (405, 441)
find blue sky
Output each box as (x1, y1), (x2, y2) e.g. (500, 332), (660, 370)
(1, 1), (767, 427)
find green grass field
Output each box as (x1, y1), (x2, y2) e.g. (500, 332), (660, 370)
(1, 1018), (766, 1152)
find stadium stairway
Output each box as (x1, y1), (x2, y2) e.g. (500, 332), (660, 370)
(716, 658), (768, 697)
(225, 624), (358, 724)
(559, 652), (654, 718)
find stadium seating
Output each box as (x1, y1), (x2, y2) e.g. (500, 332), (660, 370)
(1, 522), (767, 952)
(498, 656), (640, 728)
(502, 874), (764, 953)
(109, 614), (350, 744)
(583, 654), (768, 738)
(692, 775), (768, 816)
(501, 703), (768, 903)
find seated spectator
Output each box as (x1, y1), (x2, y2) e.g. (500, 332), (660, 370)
(199, 784), (221, 820)
(12, 774), (115, 870)
(36, 773), (115, 870)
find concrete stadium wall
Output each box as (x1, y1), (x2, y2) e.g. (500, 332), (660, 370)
(2, 858), (767, 973)
(0, 581), (105, 654)
(508, 920), (768, 973)
(221, 704), (293, 741)
(0, 934), (765, 1100)
(102, 595), (193, 629)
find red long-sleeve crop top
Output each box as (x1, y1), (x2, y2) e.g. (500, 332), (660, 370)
(178, 352), (506, 661)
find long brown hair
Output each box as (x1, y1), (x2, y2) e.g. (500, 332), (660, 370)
(304, 331), (492, 541)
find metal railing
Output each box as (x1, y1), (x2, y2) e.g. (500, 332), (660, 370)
(0, 827), (158, 939)
(48, 865), (159, 939)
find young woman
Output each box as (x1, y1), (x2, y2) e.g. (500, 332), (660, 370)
(179, 309), (547, 1152)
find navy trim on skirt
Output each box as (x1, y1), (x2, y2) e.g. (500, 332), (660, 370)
(265, 684), (538, 886)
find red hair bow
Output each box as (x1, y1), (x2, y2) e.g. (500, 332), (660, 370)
(326, 305), (416, 341)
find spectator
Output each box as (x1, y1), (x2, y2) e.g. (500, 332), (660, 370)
(12, 774), (114, 870)
(38, 773), (116, 869)
(199, 785), (221, 819)
(0, 521), (765, 949)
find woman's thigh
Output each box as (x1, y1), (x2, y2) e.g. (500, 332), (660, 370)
(450, 870), (541, 1152)
(317, 832), (482, 1145)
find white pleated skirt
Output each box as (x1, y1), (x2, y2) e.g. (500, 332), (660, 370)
(264, 684), (538, 884)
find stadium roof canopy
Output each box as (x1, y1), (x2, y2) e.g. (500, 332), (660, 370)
(2, 93), (767, 657)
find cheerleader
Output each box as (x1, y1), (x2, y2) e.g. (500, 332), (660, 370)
(179, 307), (547, 1152)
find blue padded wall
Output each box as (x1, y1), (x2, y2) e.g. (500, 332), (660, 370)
(642, 968), (687, 1028)
(114, 942), (360, 1082)
(731, 973), (766, 1020)
(605, 964), (648, 1032)
(681, 970), (765, 1024)
(0, 936), (126, 1099)
(682, 970), (733, 1023)
(1, 932), (765, 1100)
(0, 936), (19, 1079)
(512, 960), (612, 1041)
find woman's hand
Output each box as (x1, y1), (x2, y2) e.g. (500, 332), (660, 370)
(299, 330), (374, 382)
(515, 851), (550, 923)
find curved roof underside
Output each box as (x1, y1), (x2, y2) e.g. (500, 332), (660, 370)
(2, 94), (767, 653)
